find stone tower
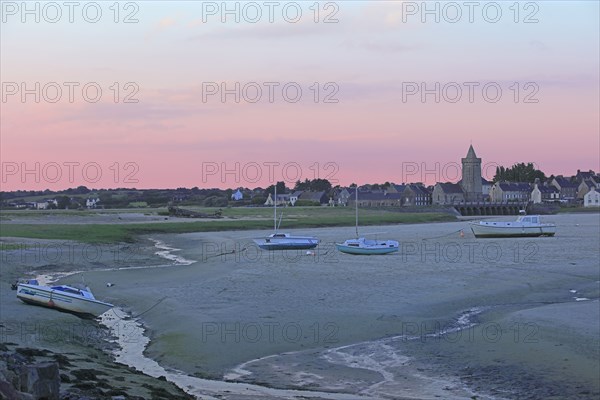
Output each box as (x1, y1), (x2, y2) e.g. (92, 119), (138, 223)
(461, 145), (482, 202)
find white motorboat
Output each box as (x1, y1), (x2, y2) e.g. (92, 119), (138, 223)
(336, 188), (399, 255)
(254, 186), (319, 251)
(16, 280), (113, 318)
(470, 215), (556, 238)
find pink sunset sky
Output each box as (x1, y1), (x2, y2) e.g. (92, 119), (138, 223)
(1, 1), (598, 190)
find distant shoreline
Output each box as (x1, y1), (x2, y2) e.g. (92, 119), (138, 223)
(0, 208), (457, 243)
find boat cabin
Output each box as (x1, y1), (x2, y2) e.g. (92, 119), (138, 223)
(516, 215), (540, 224)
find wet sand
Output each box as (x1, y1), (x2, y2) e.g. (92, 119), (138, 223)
(2, 213), (599, 399)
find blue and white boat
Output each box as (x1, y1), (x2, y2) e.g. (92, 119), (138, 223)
(336, 188), (399, 255)
(253, 186), (319, 251)
(16, 280), (113, 318)
(336, 237), (399, 255)
(254, 233), (320, 251)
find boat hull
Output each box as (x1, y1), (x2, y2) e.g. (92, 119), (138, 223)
(470, 223), (556, 238)
(336, 238), (399, 255)
(16, 284), (113, 318)
(253, 239), (319, 251)
(336, 244), (399, 255)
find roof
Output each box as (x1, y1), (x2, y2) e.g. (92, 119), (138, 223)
(436, 183), (464, 194)
(457, 177), (490, 185)
(353, 191), (403, 201)
(465, 145), (478, 159)
(577, 170), (596, 180)
(553, 176), (578, 188)
(536, 185), (559, 193)
(298, 191), (326, 202)
(582, 180), (597, 189)
(404, 184), (430, 195)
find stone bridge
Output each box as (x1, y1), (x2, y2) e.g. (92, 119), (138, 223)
(453, 202), (530, 216)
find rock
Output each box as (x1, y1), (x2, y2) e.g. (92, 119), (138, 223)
(18, 361), (60, 400)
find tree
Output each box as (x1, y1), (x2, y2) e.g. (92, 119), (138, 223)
(493, 163), (546, 183)
(251, 196), (266, 205)
(266, 181), (287, 195)
(293, 178), (332, 192)
(56, 196), (71, 209)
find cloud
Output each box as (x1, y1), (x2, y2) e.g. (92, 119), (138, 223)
(158, 17), (177, 30)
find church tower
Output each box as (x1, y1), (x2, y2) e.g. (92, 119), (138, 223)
(461, 145), (482, 202)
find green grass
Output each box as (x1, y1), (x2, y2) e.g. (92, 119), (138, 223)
(0, 208), (455, 243)
(0, 242), (28, 251)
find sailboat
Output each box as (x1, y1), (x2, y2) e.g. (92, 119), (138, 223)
(336, 187), (399, 255)
(253, 186), (320, 251)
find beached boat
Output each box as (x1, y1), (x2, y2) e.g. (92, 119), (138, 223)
(470, 215), (556, 238)
(16, 280), (113, 318)
(336, 188), (399, 255)
(336, 237), (399, 255)
(253, 187), (319, 251)
(254, 232), (320, 250)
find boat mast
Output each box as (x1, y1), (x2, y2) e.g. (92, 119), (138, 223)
(274, 185), (277, 233)
(355, 186), (359, 238)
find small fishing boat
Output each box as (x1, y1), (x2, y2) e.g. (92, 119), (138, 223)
(470, 214), (556, 238)
(254, 186), (319, 251)
(16, 280), (113, 318)
(336, 188), (399, 255)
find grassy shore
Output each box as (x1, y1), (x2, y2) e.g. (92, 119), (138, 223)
(0, 207), (455, 243)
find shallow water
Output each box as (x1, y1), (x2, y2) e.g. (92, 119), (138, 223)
(87, 213), (599, 399)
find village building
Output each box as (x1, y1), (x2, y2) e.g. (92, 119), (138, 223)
(531, 182), (560, 203)
(348, 191), (403, 207)
(291, 191), (329, 206)
(231, 189), (243, 201)
(577, 179), (599, 200)
(432, 183), (465, 204)
(550, 176), (578, 201)
(401, 184), (431, 206)
(460, 145), (483, 202)
(584, 187), (600, 207)
(490, 182), (531, 202)
(86, 198), (100, 209)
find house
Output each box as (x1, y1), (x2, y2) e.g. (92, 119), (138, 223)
(231, 189), (243, 201)
(297, 191), (328, 205)
(386, 184), (406, 194)
(432, 183), (465, 204)
(481, 178), (492, 199)
(264, 192), (290, 206)
(577, 180), (599, 199)
(334, 187), (356, 206)
(289, 191), (303, 206)
(401, 184), (431, 206)
(36, 199), (58, 209)
(490, 182), (531, 202)
(264, 193), (274, 206)
(584, 187), (600, 207)
(550, 176), (578, 201)
(575, 170), (598, 184)
(348, 191), (403, 207)
(86, 198), (100, 209)
(531, 183), (560, 203)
